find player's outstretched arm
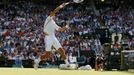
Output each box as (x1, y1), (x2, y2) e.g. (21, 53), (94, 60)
(58, 22), (70, 32)
(49, 2), (69, 17)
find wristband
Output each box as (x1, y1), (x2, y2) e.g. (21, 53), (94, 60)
(65, 25), (69, 28)
(59, 5), (63, 8)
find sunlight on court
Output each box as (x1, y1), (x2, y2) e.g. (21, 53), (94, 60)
(0, 68), (133, 75)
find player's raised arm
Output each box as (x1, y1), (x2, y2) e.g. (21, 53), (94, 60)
(49, 2), (69, 17)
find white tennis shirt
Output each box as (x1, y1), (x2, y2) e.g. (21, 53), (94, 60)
(44, 16), (60, 37)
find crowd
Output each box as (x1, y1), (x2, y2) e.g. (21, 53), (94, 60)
(0, 0), (134, 68)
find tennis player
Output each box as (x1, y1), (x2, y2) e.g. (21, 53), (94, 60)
(41, 2), (70, 65)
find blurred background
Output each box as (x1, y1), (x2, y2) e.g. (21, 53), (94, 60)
(0, 0), (133, 71)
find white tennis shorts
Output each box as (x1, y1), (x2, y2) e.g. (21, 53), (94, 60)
(45, 36), (62, 51)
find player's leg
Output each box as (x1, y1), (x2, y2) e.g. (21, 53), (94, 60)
(57, 48), (66, 60)
(40, 37), (53, 61)
(33, 58), (40, 70)
(40, 51), (52, 61)
(53, 38), (69, 64)
(58, 47), (70, 65)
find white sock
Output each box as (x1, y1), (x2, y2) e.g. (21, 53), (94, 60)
(64, 59), (69, 65)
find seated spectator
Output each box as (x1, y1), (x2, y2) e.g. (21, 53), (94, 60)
(68, 52), (77, 64)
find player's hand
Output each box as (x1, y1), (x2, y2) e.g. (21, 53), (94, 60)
(60, 2), (69, 8)
(66, 22), (70, 28)
(43, 32), (49, 36)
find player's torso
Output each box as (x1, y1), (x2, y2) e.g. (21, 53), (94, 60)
(44, 19), (57, 36)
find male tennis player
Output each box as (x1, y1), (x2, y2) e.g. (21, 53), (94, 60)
(40, 2), (70, 64)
